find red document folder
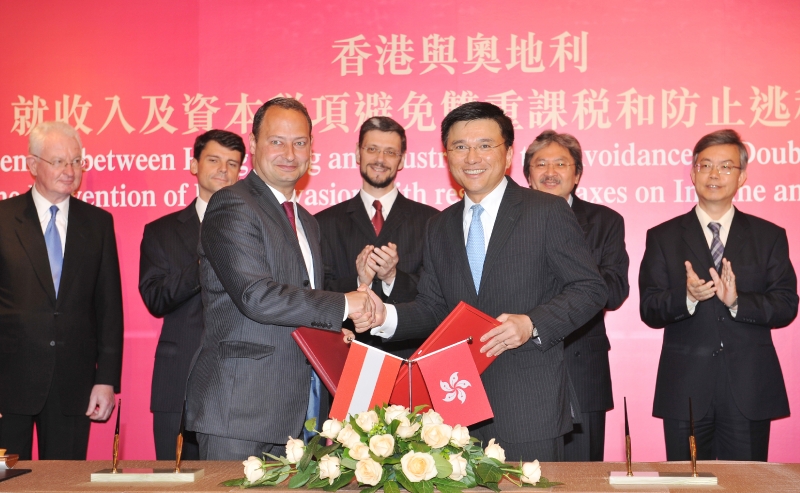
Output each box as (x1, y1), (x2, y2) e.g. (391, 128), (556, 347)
(292, 327), (349, 395)
(389, 302), (500, 410)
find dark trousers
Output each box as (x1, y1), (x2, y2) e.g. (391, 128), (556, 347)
(663, 354), (771, 461)
(197, 432), (287, 461)
(472, 420), (564, 462)
(0, 382), (90, 460)
(564, 410), (606, 461)
(153, 411), (200, 461)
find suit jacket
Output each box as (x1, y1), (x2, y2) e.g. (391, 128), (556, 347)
(639, 207), (797, 421)
(316, 193), (438, 356)
(564, 195), (629, 413)
(139, 200), (203, 413)
(185, 171), (346, 444)
(394, 178), (608, 443)
(0, 191), (123, 416)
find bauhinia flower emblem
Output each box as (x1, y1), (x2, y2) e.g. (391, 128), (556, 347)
(440, 372), (471, 403)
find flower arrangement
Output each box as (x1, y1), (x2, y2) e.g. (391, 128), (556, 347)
(223, 404), (562, 491)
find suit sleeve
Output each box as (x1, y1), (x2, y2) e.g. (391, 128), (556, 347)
(94, 213), (124, 392)
(735, 228), (798, 328)
(138, 223), (201, 317)
(639, 228), (691, 328)
(203, 191), (346, 330)
(384, 268), (419, 304)
(598, 212), (630, 311)
(528, 200), (608, 349)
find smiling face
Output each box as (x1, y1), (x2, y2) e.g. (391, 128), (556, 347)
(357, 129), (405, 196)
(28, 131), (83, 204)
(691, 143), (747, 212)
(191, 140), (243, 201)
(527, 142), (581, 200)
(249, 106), (312, 199)
(444, 119), (513, 203)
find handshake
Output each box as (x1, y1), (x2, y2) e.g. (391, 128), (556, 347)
(345, 284), (387, 333)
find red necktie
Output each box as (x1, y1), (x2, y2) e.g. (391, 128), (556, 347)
(282, 201), (297, 234)
(371, 200), (383, 236)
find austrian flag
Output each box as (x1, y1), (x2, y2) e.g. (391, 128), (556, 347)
(330, 341), (404, 421)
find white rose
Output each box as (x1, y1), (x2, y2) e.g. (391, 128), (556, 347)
(400, 451), (437, 482)
(384, 404), (408, 424)
(520, 460), (541, 485)
(448, 452), (468, 481)
(484, 438), (506, 462)
(320, 418), (343, 440)
(318, 454), (341, 485)
(336, 424), (363, 449)
(421, 424), (452, 449)
(450, 424), (470, 448)
(369, 434), (395, 458)
(242, 456), (264, 483)
(420, 409), (444, 427)
(396, 416), (421, 439)
(355, 410), (380, 431)
(285, 436), (305, 464)
(355, 458), (384, 486)
(349, 442), (371, 460)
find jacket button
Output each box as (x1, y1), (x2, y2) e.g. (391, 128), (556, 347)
(574, 351), (581, 357)
(718, 316), (725, 321)
(50, 341), (56, 347)
(53, 312), (60, 316)
(303, 280), (310, 287)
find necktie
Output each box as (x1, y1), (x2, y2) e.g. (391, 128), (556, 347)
(708, 222), (723, 272)
(466, 204), (485, 293)
(282, 200), (321, 442)
(371, 200), (384, 236)
(282, 201), (297, 233)
(45, 205), (63, 297)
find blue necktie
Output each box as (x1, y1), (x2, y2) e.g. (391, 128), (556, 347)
(708, 222), (723, 272)
(45, 205), (63, 297)
(466, 204), (485, 293)
(304, 371), (321, 443)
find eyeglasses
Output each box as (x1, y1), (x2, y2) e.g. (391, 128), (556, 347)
(694, 162), (741, 175)
(446, 142), (505, 156)
(32, 154), (87, 170)
(361, 146), (402, 160)
(532, 160), (573, 170)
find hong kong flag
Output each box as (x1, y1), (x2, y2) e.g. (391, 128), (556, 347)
(416, 340), (493, 427)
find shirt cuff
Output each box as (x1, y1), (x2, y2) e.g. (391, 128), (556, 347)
(343, 296), (349, 322)
(382, 279), (395, 296)
(370, 304), (398, 339)
(686, 296), (699, 315)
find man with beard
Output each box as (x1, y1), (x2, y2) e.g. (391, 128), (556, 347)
(317, 117), (438, 357)
(524, 130), (629, 461)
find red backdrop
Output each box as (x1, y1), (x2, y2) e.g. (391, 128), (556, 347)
(2, 0), (799, 462)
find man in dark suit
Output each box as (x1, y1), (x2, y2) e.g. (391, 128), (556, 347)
(185, 98), (376, 460)
(139, 129), (245, 460)
(0, 121), (123, 460)
(357, 102), (608, 462)
(639, 129), (797, 461)
(524, 130), (629, 462)
(316, 117), (438, 357)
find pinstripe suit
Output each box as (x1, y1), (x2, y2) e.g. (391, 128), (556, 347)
(138, 200), (202, 459)
(185, 171), (346, 449)
(394, 178), (607, 459)
(316, 193), (438, 356)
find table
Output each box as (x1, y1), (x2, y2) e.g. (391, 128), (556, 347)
(1, 460), (799, 493)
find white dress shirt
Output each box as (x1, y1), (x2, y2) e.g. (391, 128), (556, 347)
(358, 186), (400, 295)
(31, 185), (69, 253)
(195, 197), (209, 223)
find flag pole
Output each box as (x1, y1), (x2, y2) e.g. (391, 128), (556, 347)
(407, 359), (412, 409)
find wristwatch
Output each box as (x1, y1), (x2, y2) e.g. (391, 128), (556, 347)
(726, 297), (739, 310)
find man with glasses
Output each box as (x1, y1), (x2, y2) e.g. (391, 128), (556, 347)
(316, 117), (438, 357)
(640, 129), (797, 461)
(355, 102), (607, 461)
(524, 130), (630, 462)
(0, 121), (123, 459)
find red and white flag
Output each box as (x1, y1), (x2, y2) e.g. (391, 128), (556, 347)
(330, 341), (404, 421)
(416, 340), (493, 427)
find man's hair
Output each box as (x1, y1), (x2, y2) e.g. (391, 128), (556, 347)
(251, 97), (313, 140)
(193, 129), (246, 162)
(440, 102), (514, 149)
(358, 116), (407, 153)
(28, 121), (82, 156)
(692, 129), (749, 171)
(523, 130), (583, 180)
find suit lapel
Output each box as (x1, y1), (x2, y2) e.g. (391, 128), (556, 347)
(481, 180), (522, 292)
(377, 193), (409, 242)
(298, 206), (322, 287)
(246, 172), (306, 269)
(14, 192), (57, 303)
(445, 202), (478, 301)
(346, 195), (377, 242)
(681, 210), (715, 270)
(722, 207), (748, 264)
(177, 200), (201, 256)
(570, 195), (592, 238)
(59, 197), (87, 303)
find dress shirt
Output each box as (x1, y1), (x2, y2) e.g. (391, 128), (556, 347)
(195, 197), (209, 223)
(358, 186), (400, 295)
(686, 204), (737, 316)
(31, 185), (69, 253)
(371, 177), (510, 339)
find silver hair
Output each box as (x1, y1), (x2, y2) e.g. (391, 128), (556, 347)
(28, 121), (83, 156)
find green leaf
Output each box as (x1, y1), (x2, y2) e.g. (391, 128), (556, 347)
(219, 478), (246, 486)
(409, 441), (431, 453)
(483, 481), (501, 492)
(323, 470), (355, 491)
(529, 476), (564, 488)
(307, 474), (329, 489)
(305, 418), (317, 432)
(431, 478), (465, 493)
(340, 456), (358, 470)
(389, 419), (400, 436)
(314, 442), (341, 460)
(384, 479), (401, 493)
(394, 469), (420, 493)
(475, 462), (503, 484)
(288, 465), (313, 488)
(298, 435), (322, 471)
(412, 404), (429, 415)
(418, 479), (434, 493)
(431, 453), (453, 479)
